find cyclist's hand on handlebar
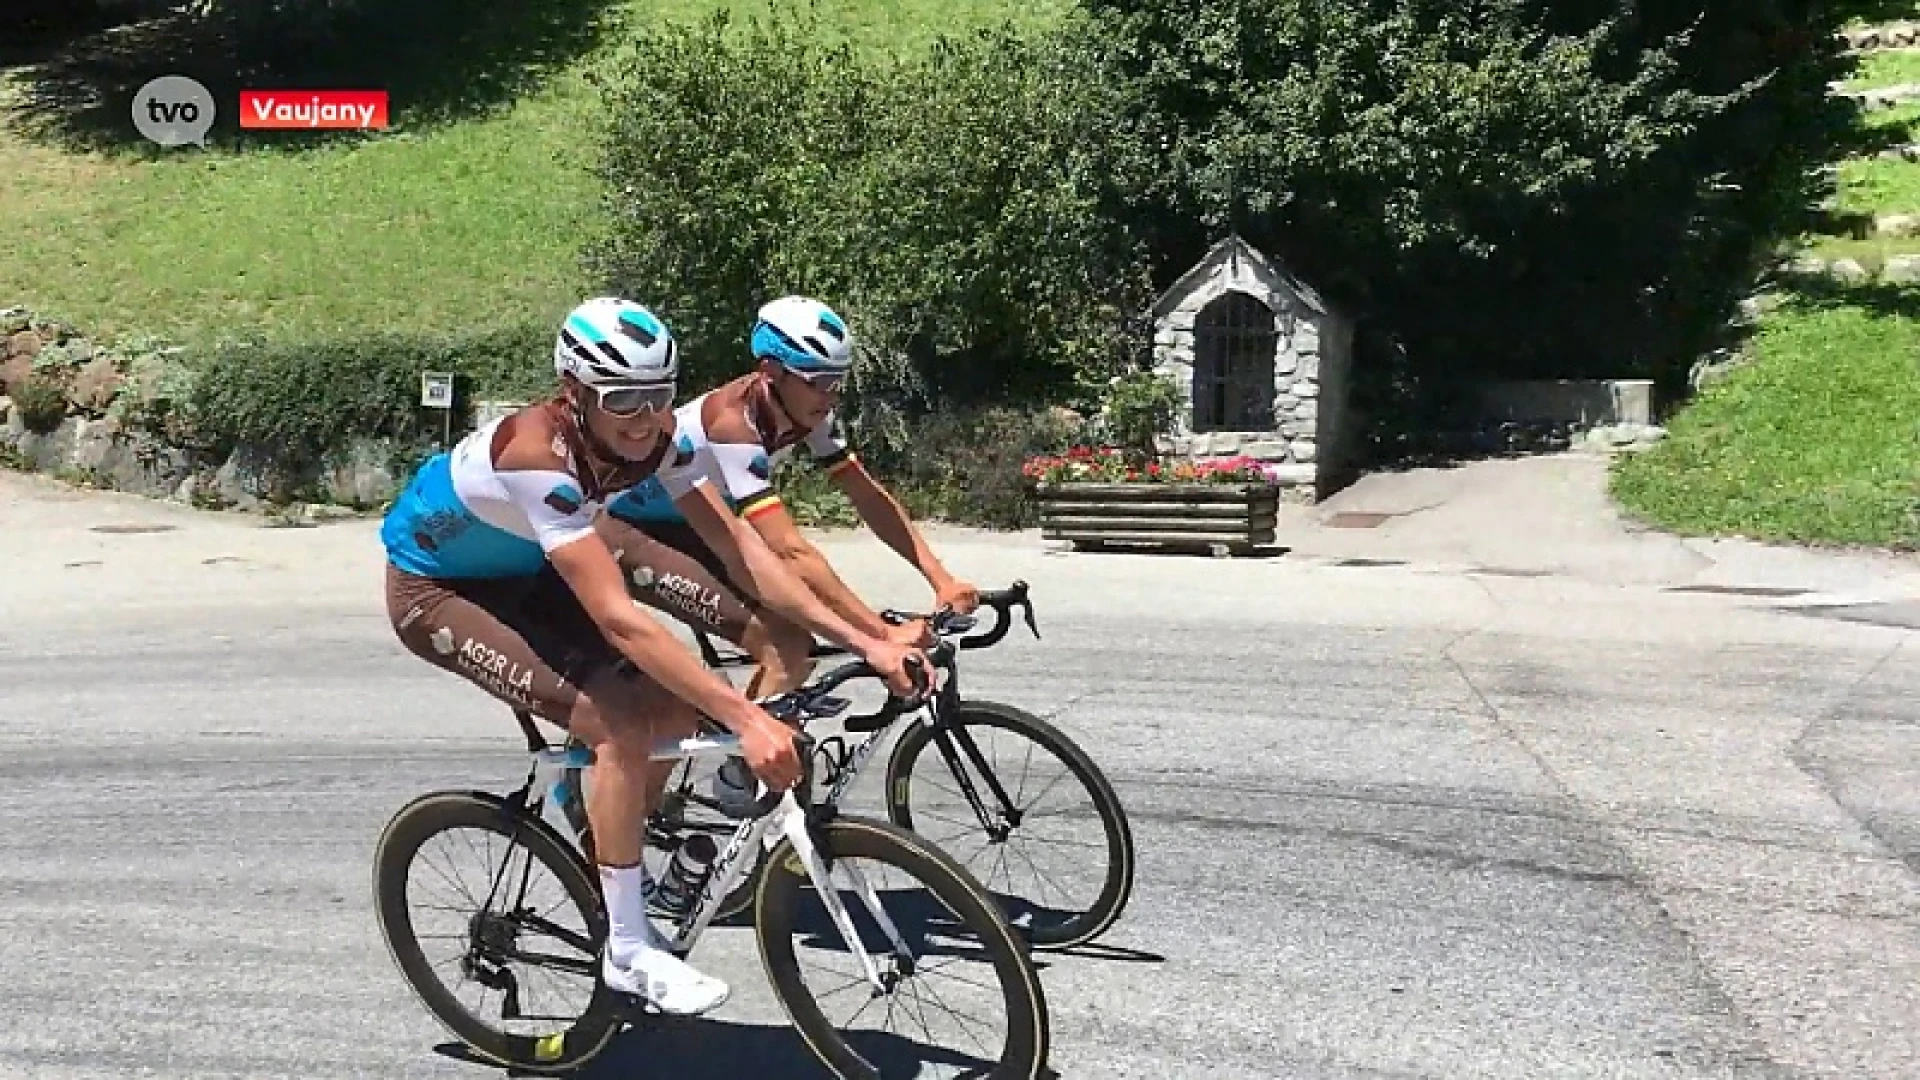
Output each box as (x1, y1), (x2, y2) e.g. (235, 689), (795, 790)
(740, 712), (803, 792)
(861, 637), (931, 698)
(935, 577), (981, 616)
(886, 615), (935, 649)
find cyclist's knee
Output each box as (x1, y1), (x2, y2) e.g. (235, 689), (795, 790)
(747, 614), (812, 672)
(570, 667), (694, 752)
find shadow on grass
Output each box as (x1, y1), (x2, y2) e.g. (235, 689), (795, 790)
(1842, 0), (1920, 28)
(1766, 267), (1920, 319)
(2, 0), (626, 155)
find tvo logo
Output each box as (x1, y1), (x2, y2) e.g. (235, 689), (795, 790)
(131, 75), (216, 148)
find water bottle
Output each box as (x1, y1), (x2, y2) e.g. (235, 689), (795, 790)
(653, 832), (717, 917)
(708, 755), (761, 818)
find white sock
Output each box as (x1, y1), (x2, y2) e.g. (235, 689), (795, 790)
(597, 862), (730, 1014)
(599, 863), (659, 950)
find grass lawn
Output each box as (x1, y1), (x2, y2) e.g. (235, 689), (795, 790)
(0, 0), (1058, 349)
(1609, 33), (1920, 550)
(1609, 295), (1920, 549)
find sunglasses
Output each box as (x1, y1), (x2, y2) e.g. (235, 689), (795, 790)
(592, 383), (676, 418)
(786, 367), (846, 394)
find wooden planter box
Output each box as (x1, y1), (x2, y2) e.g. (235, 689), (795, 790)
(1034, 481), (1282, 557)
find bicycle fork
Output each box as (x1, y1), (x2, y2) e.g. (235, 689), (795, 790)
(778, 802), (919, 994)
(930, 721), (1025, 838)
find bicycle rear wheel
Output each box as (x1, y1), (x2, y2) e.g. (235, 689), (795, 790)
(884, 699), (1135, 949)
(372, 790), (622, 1075)
(755, 814), (1049, 1080)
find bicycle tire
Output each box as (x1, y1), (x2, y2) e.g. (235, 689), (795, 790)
(372, 790), (623, 1075)
(754, 814), (1050, 1080)
(883, 699), (1135, 950)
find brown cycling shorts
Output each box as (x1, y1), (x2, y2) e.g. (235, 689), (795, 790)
(384, 562), (679, 727)
(592, 513), (760, 645)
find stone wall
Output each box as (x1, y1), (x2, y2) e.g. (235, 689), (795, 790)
(0, 308), (401, 517)
(1147, 236), (1357, 499)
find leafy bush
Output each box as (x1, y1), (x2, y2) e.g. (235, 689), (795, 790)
(167, 321), (554, 498)
(583, 7), (1156, 461)
(12, 372), (69, 434)
(1089, 369), (1184, 463)
(863, 405), (1086, 529)
(1069, 0), (1872, 432)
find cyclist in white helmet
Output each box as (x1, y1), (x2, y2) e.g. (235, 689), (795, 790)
(596, 295), (981, 818)
(381, 296), (927, 1014)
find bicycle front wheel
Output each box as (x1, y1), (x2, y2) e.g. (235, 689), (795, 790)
(755, 814), (1049, 1080)
(884, 699), (1136, 949)
(371, 790), (622, 1075)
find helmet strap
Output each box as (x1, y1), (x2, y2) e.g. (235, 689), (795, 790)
(559, 392), (641, 497)
(759, 367), (804, 439)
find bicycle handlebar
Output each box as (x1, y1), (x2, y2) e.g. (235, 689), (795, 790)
(755, 640), (951, 739)
(880, 579), (1040, 650)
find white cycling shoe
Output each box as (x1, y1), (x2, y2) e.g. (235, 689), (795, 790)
(601, 933), (730, 1016)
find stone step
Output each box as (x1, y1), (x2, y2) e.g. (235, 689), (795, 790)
(1779, 251), (1920, 284)
(1840, 23), (1920, 52)
(1831, 81), (1920, 110)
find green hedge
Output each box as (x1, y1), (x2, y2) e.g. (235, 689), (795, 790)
(1072, 0), (1869, 408)
(153, 321), (557, 497)
(582, 8), (1156, 469)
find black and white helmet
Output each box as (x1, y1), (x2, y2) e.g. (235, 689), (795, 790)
(553, 297), (678, 387)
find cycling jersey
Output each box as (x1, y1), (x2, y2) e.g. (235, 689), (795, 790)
(383, 401), (705, 579)
(605, 374), (854, 526)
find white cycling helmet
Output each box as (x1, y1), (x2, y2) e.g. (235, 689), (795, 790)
(553, 297), (678, 387)
(750, 295), (852, 376)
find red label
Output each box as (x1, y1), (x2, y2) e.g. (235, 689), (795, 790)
(238, 90), (389, 129)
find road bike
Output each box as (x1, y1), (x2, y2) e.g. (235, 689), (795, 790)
(371, 655), (1051, 1079)
(645, 581), (1137, 951)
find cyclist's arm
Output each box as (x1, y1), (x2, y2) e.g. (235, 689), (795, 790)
(827, 452), (964, 601)
(737, 488), (892, 639)
(701, 435), (893, 639)
(666, 464), (891, 656)
(499, 470), (768, 737)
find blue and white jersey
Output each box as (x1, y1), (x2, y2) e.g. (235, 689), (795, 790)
(383, 408), (706, 579)
(604, 375), (850, 526)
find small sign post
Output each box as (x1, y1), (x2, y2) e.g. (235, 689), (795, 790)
(421, 371), (455, 446)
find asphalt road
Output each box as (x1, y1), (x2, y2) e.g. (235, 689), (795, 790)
(1, 483), (1916, 1079)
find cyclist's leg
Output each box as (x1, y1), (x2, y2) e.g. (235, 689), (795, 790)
(384, 563), (728, 1014)
(595, 513), (817, 697)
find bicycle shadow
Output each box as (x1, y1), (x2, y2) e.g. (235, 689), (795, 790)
(436, 1014), (1050, 1078)
(773, 883), (1166, 970)
(780, 885), (1053, 972)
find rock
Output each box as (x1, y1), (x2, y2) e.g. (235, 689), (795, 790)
(320, 437), (399, 508)
(1884, 255), (1920, 283)
(212, 448), (275, 510)
(1241, 439), (1291, 460)
(1830, 258), (1870, 283)
(11, 414), (80, 471)
(305, 503), (361, 523)
(1877, 213), (1920, 237)
(1266, 463), (1316, 486)
(1290, 439), (1317, 463)
(1, 350), (34, 396)
(1788, 254), (1828, 275)
(5, 328), (41, 361)
(69, 354), (126, 414)
(0, 396), (9, 425)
